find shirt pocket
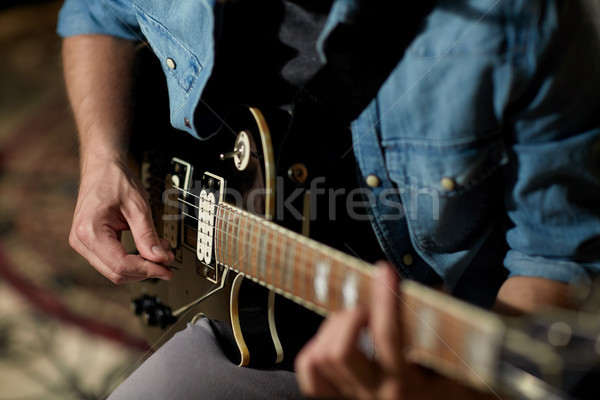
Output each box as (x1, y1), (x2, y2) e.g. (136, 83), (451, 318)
(385, 136), (508, 252)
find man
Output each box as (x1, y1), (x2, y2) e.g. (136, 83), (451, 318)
(58, 0), (600, 398)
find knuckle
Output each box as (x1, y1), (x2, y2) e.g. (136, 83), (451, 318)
(111, 275), (128, 285)
(125, 194), (151, 216)
(139, 228), (158, 241)
(106, 266), (128, 284)
(111, 262), (127, 276)
(68, 231), (79, 250)
(72, 220), (94, 243)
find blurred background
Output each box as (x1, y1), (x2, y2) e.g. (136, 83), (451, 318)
(0, 2), (149, 399)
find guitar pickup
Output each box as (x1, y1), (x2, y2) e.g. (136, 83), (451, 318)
(196, 172), (225, 284)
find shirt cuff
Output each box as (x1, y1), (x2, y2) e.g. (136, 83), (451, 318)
(504, 249), (596, 287)
(57, 0), (142, 41)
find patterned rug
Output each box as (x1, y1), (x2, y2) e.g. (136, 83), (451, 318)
(0, 2), (150, 398)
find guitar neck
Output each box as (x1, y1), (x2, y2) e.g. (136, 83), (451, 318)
(213, 202), (505, 391)
(214, 202), (373, 315)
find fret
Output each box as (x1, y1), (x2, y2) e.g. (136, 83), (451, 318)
(242, 213), (252, 274)
(279, 236), (290, 293)
(215, 205), (223, 265)
(306, 249), (317, 306)
(237, 214), (247, 273)
(223, 209), (231, 267)
(222, 209), (229, 266)
(284, 240), (295, 294)
(298, 243), (307, 300)
(231, 211), (240, 269)
(251, 222), (261, 277)
(257, 224), (267, 280)
(303, 248), (311, 303)
(293, 240), (303, 298)
(273, 231), (283, 289)
(264, 228), (274, 287)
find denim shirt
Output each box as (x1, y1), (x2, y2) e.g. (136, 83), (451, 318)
(58, 0), (600, 307)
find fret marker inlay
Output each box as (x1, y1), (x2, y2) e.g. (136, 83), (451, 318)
(342, 272), (358, 309)
(314, 261), (330, 304)
(416, 307), (438, 351)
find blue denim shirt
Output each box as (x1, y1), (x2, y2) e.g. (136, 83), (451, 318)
(58, 0), (600, 307)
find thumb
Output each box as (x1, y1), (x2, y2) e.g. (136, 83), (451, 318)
(128, 207), (171, 265)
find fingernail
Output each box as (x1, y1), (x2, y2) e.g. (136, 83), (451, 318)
(158, 275), (172, 281)
(152, 246), (166, 257)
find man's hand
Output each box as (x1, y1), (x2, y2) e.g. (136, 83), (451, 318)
(63, 35), (173, 283)
(69, 155), (174, 283)
(295, 263), (494, 400)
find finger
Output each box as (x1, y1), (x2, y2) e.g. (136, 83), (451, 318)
(71, 222), (173, 283)
(321, 311), (382, 398)
(159, 238), (176, 265)
(371, 262), (404, 374)
(70, 234), (148, 283)
(296, 310), (381, 399)
(160, 238), (170, 250)
(93, 230), (173, 280)
(123, 201), (172, 265)
(295, 338), (342, 399)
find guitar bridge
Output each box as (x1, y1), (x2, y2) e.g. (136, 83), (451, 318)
(162, 158), (193, 250)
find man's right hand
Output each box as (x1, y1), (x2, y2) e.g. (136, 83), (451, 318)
(69, 155), (174, 284)
(62, 35), (173, 283)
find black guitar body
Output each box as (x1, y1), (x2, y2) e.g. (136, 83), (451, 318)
(128, 49), (383, 369)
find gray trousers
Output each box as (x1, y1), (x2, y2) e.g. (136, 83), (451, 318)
(108, 318), (304, 399)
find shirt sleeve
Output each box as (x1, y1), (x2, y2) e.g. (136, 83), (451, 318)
(57, 0), (143, 41)
(502, 1), (600, 285)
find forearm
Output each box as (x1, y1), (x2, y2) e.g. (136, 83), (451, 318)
(493, 276), (577, 316)
(62, 34), (138, 168)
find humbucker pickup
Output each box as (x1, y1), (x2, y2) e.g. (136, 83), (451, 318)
(196, 172), (225, 284)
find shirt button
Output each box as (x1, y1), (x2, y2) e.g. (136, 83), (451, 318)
(184, 118), (191, 128)
(166, 57), (176, 69)
(402, 253), (414, 266)
(440, 177), (456, 191)
(365, 174), (381, 188)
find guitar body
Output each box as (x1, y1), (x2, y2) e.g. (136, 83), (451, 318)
(123, 51), (600, 397)
(128, 55), (383, 368)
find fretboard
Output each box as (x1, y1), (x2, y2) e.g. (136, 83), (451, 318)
(214, 202), (505, 391)
(215, 202), (373, 315)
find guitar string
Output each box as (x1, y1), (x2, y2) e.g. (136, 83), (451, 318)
(181, 206), (355, 311)
(142, 184), (497, 386)
(170, 188), (482, 338)
(147, 185), (484, 365)
(143, 177), (380, 313)
(183, 204), (353, 298)
(146, 182), (370, 288)
(159, 192), (478, 356)
(145, 183), (367, 307)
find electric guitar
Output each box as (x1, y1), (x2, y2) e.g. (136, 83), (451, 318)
(128, 104), (600, 399)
